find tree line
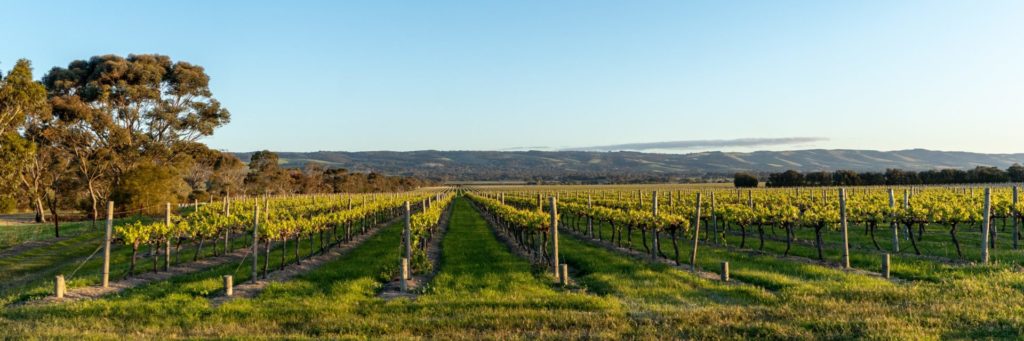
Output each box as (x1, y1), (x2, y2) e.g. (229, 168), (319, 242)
(735, 165), (1024, 187)
(0, 55), (429, 232)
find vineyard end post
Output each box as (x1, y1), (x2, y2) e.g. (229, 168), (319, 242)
(690, 192), (702, 272)
(102, 201), (113, 288)
(981, 188), (991, 264)
(404, 201), (412, 260)
(840, 188), (850, 269)
(164, 203), (171, 271)
(55, 275), (65, 299)
(551, 196), (559, 278)
(252, 203), (260, 282)
(224, 275), (233, 296)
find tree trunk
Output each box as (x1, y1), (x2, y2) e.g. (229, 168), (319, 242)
(739, 224), (747, 248)
(129, 243), (139, 277)
(194, 238), (205, 261)
(641, 228), (649, 253)
(88, 181), (99, 229)
(905, 222), (921, 255)
(869, 222), (880, 250)
(670, 229), (680, 265)
(294, 235), (301, 265)
(814, 225), (824, 261)
(35, 197), (46, 223)
(784, 224), (793, 256)
(626, 225), (633, 248)
(49, 197), (60, 238)
(757, 224), (765, 250)
(151, 243), (158, 273)
(950, 223), (962, 258)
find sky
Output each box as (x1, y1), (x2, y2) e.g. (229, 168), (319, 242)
(2, 1), (1022, 154)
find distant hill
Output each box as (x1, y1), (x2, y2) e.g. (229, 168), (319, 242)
(232, 149), (1024, 182)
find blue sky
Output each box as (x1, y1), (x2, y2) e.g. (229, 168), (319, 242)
(2, 1), (1022, 153)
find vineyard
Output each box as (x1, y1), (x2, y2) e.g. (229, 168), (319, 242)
(0, 184), (1023, 338)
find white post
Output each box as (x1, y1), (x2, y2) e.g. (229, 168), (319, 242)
(711, 192), (718, 245)
(587, 194), (593, 237)
(690, 192), (702, 271)
(551, 196), (559, 277)
(164, 203), (171, 271)
(888, 189), (899, 252)
(982, 188), (991, 264)
(404, 201), (412, 264)
(651, 191), (658, 260)
(224, 275), (233, 296)
(1014, 186), (1019, 250)
(400, 258), (410, 291)
(840, 188), (850, 269)
(559, 263), (569, 286)
(102, 201), (113, 288)
(55, 275), (66, 299)
(252, 203), (260, 281)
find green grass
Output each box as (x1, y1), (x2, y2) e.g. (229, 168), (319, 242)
(560, 213), (1024, 338)
(0, 218), (115, 251)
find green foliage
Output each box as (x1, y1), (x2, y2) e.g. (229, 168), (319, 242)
(733, 172), (758, 188)
(111, 161), (189, 211)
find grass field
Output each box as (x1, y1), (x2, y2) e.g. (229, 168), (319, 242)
(2, 197), (1023, 339)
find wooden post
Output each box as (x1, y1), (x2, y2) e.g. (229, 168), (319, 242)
(840, 188), (850, 269)
(651, 191), (658, 260)
(252, 203), (260, 281)
(903, 190), (910, 240)
(164, 203), (171, 271)
(721, 261), (730, 282)
(1014, 186), (1019, 250)
(690, 192), (702, 272)
(55, 275), (65, 299)
(224, 275), (233, 296)
(102, 201), (113, 288)
(982, 188), (991, 264)
(587, 194), (593, 237)
(404, 201), (412, 262)
(400, 258), (410, 291)
(711, 192), (718, 245)
(881, 254), (891, 279)
(551, 196), (559, 277)
(888, 189), (899, 252)
(559, 263), (569, 286)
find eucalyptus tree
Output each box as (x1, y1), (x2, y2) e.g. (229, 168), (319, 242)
(1, 60), (51, 222)
(42, 54), (231, 209)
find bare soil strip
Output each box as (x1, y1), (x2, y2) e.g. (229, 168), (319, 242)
(379, 204), (453, 300)
(26, 247), (251, 306)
